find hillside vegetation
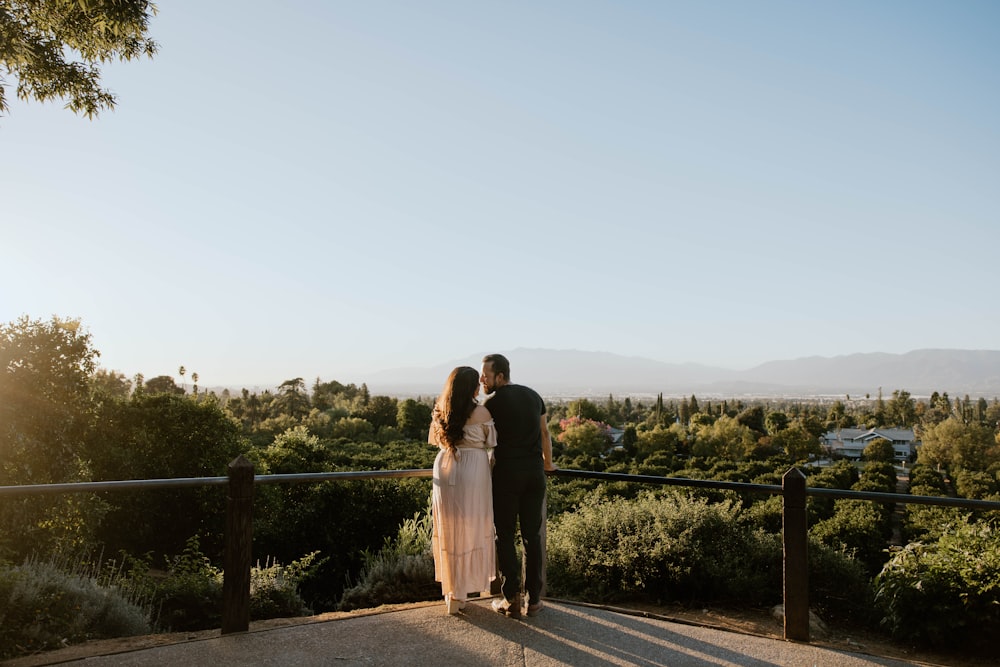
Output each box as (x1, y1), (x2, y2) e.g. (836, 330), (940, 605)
(2, 316), (999, 660)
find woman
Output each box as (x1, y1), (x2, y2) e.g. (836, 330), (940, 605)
(428, 366), (497, 614)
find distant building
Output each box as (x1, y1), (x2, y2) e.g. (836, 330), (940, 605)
(821, 427), (920, 462)
(606, 427), (626, 453)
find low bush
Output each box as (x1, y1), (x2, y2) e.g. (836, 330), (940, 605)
(807, 539), (875, 626)
(546, 490), (780, 606)
(338, 511), (438, 611)
(123, 536), (318, 632)
(810, 500), (891, 576)
(250, 552), (322, 620)
(874, 520), (1000, 652)
(125, 536), (225, 632)
(0, 557), (150, 659)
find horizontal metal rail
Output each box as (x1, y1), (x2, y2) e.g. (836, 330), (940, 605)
(0, 469), (434, 497)
(551, 468), (1000, 511)
(551, 468), (783, 495)
(3, 467), (998, 511)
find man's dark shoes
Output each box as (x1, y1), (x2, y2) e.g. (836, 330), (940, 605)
(492, 593), (523, 619)
(526, 599), (544, 617)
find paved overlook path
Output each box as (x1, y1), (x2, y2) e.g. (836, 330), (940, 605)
(2, 599), (950, 667)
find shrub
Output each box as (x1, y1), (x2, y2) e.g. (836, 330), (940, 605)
(810, 500), (891, 576)
(0, 558), (150, 659)
(249, 552), (322, 620)
(742, 495), (783, 534)
(874, 520), (1000, 652)
(338, 511), (438, 611)
(252, 477), (431, 612)
(807, 539), (875, 626)
(902, 505), (966, 543)
(125, 536), (317, 632)
(907, 464), (947, 496)
(546, 490), (780, 606)
(131, 537), (224, 632)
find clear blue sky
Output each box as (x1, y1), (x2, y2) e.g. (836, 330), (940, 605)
(2, 1), (998, 388)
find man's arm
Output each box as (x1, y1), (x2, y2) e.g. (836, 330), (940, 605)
(540, 414), (557, 472)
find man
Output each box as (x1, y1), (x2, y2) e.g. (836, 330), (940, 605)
(481, 353), (556, 619)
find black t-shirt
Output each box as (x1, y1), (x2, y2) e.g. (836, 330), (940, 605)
(484, 384), (546, 465)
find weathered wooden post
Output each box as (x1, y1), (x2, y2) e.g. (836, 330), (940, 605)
(782, 466), (809, 641)
(222, 455), (254, 634)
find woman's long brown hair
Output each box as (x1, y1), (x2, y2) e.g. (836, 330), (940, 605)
(430, 366), (480, 452)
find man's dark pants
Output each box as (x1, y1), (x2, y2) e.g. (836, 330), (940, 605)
(492, 461), (547, 605)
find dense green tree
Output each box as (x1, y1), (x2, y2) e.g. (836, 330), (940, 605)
(871, 387), (887, 427)
(0, 316), (97, 484)
(907, 464), (948, 497)
(621, 424), (637, 457)
(0, 316), (107, 557)
(826, 400), (850, 430)
(736, 406), (766, 437)
(566, 398), (604, 422)
(557, 417), (612, 458)
(986, 400), (1000, 429)
(91, 368), (132, 398)
(918, 416), (1000, 474)
(651, 393), (665, 425)
(0, 0), (158, 117)
(678, 397), (690, 425)
(689, 412), (715, 430)
(951, 469), (999, 500)
(311, 378), (363, 411)
(82, 392), (246, 555)
(691, 415), (755, 460)
(353, 395), (397, 431)
(862, 438), (896, 463)
(976, 397), (989, 425)
(922, 391), (953, 426)
(330, 417), (375, 441)
(301, 408), (335, 437)
(797, 414), (827, 440)
(144, 375), (184, 395)
(771, 423), (820, 462)
(396, 398), (432, 440)
(254, 425), (326, 474)
(764, 411), (789, 434)
(604, 394), (621, 423)
(273, 378), (311, 419)
(886, 390), (917, 427)
(634, 423), (682, 462)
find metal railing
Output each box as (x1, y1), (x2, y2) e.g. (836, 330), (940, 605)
(2, 460), (998, 641)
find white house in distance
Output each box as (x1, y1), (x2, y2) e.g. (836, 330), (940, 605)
(822, 427), (920, 462)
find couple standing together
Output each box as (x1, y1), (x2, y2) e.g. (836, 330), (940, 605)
(428, 354), (557, 618)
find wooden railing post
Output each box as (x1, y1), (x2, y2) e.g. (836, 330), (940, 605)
(222, 455), (254, 634)
(782, 467), (809, 642)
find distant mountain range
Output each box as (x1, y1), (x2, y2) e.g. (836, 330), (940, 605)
(361, 348), (1000, 399)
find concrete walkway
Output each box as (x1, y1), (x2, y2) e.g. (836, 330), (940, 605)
(6, 600), (934, 667)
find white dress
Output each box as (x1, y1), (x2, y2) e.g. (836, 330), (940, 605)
(430, 419), (497, 599)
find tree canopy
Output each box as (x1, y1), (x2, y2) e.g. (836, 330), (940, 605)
(0, 315), (98, 483)
(0, 0), (158, 117)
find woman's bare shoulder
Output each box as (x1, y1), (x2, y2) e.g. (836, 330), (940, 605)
(467, 404), (492, 424)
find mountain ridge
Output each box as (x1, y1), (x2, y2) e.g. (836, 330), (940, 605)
(360, 348), (1000, 398)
